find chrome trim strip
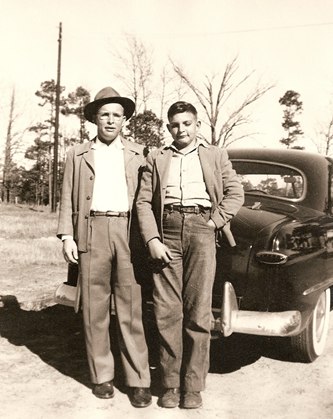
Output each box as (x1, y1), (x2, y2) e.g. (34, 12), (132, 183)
(256, 250), (288, 265)
(303, 278), (333, 296)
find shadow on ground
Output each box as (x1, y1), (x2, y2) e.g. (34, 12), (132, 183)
(0, 295), (90, 387)
(209, 332), (297, 374)
(0, 295), (297, 394)
(0, 295), (162, 396)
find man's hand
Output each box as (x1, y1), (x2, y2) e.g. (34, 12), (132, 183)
(207, 219), (216, 230)
(147, 238), (173, 265)
(62, 238), (78, 264)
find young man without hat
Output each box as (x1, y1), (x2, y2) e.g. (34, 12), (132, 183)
(136, 101), (244, 409)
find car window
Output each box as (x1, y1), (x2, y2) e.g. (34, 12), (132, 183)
(232, 160), (305, 200)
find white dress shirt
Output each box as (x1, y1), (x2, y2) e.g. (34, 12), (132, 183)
(90, 136), (129, 212)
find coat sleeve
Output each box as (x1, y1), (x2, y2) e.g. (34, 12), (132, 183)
(57, 147), (75, 239)
(136, 151), (161, 245)
(209, 148), (244, 229)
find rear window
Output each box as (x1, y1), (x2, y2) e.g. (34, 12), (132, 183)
(232, 160), (305, 201)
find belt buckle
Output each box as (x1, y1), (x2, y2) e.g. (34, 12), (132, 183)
(182, 206), (199, 214)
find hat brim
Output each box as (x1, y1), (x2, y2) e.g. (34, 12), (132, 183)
(84, 97), (135, 123)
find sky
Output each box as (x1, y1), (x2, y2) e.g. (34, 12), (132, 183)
(1, 0), (333, 157)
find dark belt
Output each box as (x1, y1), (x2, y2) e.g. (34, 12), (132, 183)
(90, 210), (129, 217)
(164, 204), (210, 214)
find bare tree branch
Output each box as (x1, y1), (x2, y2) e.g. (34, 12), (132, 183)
(170, 56), (274, 146)
(112, 33), (153, 116)
(315, 111), (333, 155)
(2, 87), (25, 202)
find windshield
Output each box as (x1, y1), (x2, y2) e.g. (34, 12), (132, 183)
(231, 160), (305, 201)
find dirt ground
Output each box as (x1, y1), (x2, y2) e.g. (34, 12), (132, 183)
(1, 285), (333, 419)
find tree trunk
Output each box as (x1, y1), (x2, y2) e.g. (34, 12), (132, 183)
(3, 88), (15, 203)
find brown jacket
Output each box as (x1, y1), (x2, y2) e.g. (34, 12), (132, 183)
(57, 137), (145, 252)
(136, 143), (244, 244)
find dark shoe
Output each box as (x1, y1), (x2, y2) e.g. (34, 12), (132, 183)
(128, 387), (152, 408)
(181, 391), (202, 409)
(158, 388), (180, 408)
(92, 381), (115, 399)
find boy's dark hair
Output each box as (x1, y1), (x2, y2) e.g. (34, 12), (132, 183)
(167, 101), (197, 120)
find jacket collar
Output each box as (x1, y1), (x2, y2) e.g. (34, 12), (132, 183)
(91, 135), (124, 150)
(162, 137), (210, 154)
(76, 136), (142, 174)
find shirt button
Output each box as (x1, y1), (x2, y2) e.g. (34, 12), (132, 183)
(87, 196), (91, 200)
(90, 176), (94, 180)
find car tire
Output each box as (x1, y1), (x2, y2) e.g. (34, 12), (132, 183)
(290, 288), (331, 363)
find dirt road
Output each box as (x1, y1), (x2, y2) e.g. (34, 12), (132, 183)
(0, 297), (333, 419)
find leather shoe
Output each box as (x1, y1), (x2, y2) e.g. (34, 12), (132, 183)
(128, 387), (152, 408)
(181, 391), (202, 409)
(92, 381), (115, 399)
(158, 388), (180, 408)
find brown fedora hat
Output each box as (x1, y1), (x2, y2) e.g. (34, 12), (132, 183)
(84, 87), (135, 123)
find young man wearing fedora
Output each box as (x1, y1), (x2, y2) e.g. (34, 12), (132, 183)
(57, 87), (152, 408)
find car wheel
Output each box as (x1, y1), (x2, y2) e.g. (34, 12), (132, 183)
(290, 288), (331, 363)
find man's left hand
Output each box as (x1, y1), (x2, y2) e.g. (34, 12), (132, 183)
(207, 219), (216, 230)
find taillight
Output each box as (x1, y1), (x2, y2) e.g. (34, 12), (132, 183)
(256, 251), (288, 265)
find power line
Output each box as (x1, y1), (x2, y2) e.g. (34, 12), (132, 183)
(67, 21), (333, 42)
(213, 21), (333, 35)
(140, 21), (333, 39)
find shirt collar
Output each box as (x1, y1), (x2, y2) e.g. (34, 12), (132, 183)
(167, 137), (210, 154)
(91, 135), (124, 150)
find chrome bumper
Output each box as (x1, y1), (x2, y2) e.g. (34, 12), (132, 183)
(55, 278), (302, 337)
(212, 282), (302, 337)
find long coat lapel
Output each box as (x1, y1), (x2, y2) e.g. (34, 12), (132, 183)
(156, 148), (173, 192)
(199, 146), (215, 201)
(123, 139), (137, 168)
(79, 141), (95, 174)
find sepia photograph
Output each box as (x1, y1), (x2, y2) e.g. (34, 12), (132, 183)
(1, 1), (333, 418)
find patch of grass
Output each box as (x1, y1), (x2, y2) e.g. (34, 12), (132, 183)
(0, 204), (67, 306)
(1, 238), (63, 265)
(0, 204), (58, 239)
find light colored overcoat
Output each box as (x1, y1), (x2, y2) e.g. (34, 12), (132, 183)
(57, 137), (145, 252)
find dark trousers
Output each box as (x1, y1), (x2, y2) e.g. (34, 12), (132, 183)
(79, 216), (150, 386)
(153, 210), (216, 391)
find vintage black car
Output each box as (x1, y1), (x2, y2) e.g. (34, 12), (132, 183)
(55, 148), (333, 363)
(212, 148), (333, 363)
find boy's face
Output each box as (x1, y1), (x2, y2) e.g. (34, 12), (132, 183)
(95, 102), (126, 143)
(167, 111), (201, 150)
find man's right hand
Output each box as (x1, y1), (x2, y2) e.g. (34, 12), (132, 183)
(62, 238), (79, 264)
(147, 238), (173, 265)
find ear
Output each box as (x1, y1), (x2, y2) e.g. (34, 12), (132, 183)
(196, 120), (201, 130)
(166, 123), (171, 134)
